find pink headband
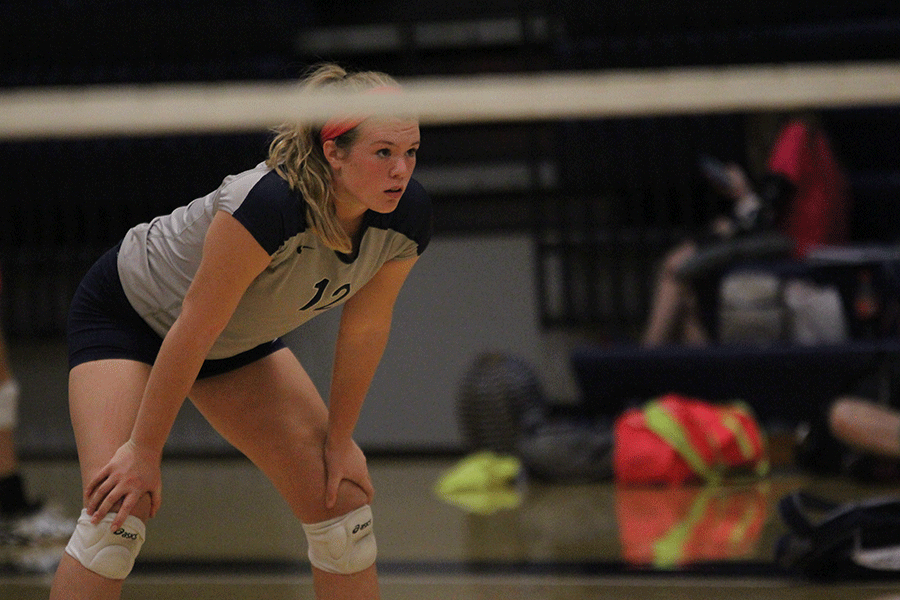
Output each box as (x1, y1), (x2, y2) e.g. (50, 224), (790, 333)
(319, 85), (403, 144)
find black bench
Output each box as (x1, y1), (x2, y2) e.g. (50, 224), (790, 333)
(571, 339), (900, 425)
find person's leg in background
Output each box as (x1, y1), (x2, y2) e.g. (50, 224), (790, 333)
(829, 397), (900, 459)
(0, 270), (74, 548)
(642, 240), (710, 346)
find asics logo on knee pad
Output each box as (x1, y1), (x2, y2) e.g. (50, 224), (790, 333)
(114, 528), (140, 540)
(352, 519), (371, 535)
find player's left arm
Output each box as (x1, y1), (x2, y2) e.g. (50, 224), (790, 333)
(323, 256), (419, 507)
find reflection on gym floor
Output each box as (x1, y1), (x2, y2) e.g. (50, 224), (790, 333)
(2, 457), (900, 599)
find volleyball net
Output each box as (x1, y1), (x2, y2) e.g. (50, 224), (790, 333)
(3, 59), (900, 458)
(2, 61), (900, 340)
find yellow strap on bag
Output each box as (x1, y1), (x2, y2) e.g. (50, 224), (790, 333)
(643, 399), (722, 484)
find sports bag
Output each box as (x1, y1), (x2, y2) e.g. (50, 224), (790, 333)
(776, 491), (900, 580)
(613, 393), (769, 485)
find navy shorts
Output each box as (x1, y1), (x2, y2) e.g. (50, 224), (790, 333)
(67, 243), (286, 378)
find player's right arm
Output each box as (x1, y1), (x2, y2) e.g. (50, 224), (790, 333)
(85, 211), (270, 528)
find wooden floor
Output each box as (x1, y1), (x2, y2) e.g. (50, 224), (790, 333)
(3, 457), (900, 599)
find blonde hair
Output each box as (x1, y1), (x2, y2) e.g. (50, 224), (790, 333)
(266, 63), (401, 253)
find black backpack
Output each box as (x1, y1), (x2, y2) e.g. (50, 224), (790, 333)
(776, 491), (900, 580)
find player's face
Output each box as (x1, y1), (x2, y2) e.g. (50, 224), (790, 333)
(330, 118), (420, 215)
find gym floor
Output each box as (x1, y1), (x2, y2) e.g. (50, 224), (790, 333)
(3, 457), (900, 599)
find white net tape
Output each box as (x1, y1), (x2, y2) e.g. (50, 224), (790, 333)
(2, 62), (899, 139)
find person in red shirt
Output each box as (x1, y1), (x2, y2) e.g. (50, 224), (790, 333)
(765, 117), (851, 259)
(642, 114), (852, 346)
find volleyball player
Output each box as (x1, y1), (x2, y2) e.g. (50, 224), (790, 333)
(49, 63), (431, 600)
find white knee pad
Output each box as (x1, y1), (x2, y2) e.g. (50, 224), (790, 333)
(302, 505), (376, 574)
(65, 509), (146, 580)
(0, 379), (19, 429)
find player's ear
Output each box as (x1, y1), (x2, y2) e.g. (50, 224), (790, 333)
(323, 140), (343, 170)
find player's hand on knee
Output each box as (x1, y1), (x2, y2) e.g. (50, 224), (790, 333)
(86, 439), (163, 529)
(324, 436), (374, 510)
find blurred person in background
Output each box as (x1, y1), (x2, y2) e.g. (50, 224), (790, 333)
(0, 267), (74, 546)
(641, 113), (852, 346)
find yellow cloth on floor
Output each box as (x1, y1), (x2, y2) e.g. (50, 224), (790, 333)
(433, 451), (522, 515)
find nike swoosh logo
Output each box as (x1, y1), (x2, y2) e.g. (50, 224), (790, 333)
(297, 245), (316, 254)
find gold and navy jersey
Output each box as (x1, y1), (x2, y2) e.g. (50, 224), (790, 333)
(117, 163), (432, 359)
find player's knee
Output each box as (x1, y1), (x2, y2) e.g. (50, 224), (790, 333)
(65, 510), (146, 580)
(331, 477), (371, 516)
(302, 504), (376, 575)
